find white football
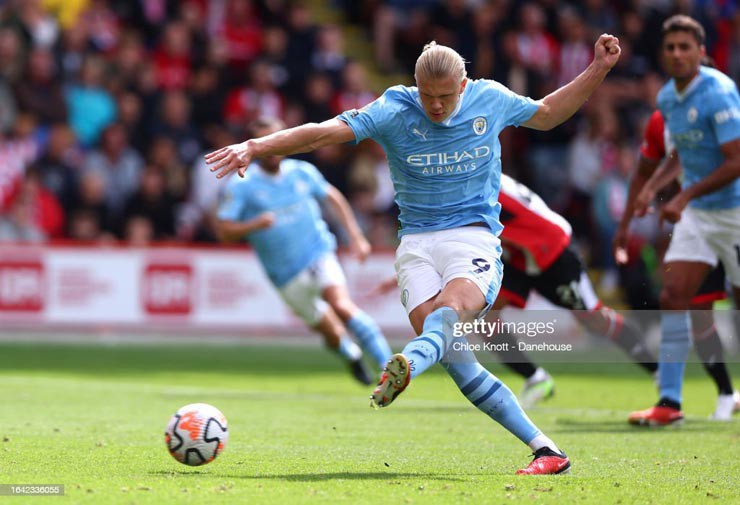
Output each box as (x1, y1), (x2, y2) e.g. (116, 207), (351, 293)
(164, 403), (228, 466)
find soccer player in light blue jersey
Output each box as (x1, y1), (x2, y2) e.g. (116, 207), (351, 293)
(216, 118), (392, 386)
(627, 15), (740, 426)
(207, 35), (621, 475)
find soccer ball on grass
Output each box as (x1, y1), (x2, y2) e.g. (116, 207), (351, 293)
(164, 403), (228, 466)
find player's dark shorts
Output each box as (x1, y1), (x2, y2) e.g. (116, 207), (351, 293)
(500, 247), (599, 311)
(692, 263), (726, 306)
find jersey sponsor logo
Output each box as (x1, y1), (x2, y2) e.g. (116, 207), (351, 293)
(142, 264), (193, 315)
(406, 146), (491, 168)
(671, 129), (704, 148)
(714, 107), (740, 124)
(687, 107), (698, 123)
(0, 261), (44, 312)
(473, 117), (487, 135)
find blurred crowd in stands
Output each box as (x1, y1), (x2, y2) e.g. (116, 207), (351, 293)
(0, 0), (738, 305)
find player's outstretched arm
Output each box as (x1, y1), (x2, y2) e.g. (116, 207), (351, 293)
(634, 153), (682, 216)
(325, 186), (371, 262)
(523, 34), (620, 131)
(205, 119), (356, 179)
(612, 154), (661, 264)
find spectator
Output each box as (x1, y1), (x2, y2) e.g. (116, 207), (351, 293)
(216, 0), (263, 77)
(0, 113), (41, 209)
(14, 47), (67, 124)
(303, 72), (334, 123)
(67, 170), (114, 238)
(311, 24), (347, 89)
(330, 61), (377, 116)
(152, 21), (193, 90)
(151, 89), (202, 165)
(34, 123), (80, 214)
(65, 55), (116, 147)
(0, 27), (25, 84)
(223, 60), (285, 130)
(81, 122), (143, 223)
(121, 166), (177, 240)
(4, 167), (65, 239)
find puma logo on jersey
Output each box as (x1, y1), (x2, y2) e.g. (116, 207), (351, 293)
(412, 128), (428, 141)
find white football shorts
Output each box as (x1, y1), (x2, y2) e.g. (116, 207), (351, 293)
(395, 226), (503, 315)
(664, 206), (740, 285)
(278, 252), (347, 326)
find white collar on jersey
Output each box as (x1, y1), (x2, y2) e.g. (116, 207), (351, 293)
(674, 70), (703, 102)
(414, 85), (467, 126)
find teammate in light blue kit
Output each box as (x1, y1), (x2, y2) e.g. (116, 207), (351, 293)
(216, 118), (392, 386)
(628, 15), (740, 426)
(207, 36), (621, 475)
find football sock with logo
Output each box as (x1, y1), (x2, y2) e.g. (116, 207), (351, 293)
(694, 324), (734, 395)
(335, 336), (363, 362)
(441, 348), (545, 448)
(402, 307), (458, 379)
(347, 311), (393, 369)
(658, 311), (691, 405)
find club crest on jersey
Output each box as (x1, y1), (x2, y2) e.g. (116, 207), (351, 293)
(472, 117), (487, 135)
(687, 107), (698, 123)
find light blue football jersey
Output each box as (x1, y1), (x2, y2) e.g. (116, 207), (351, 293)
(218, 159), (336, 287)
(658, 66), (740, 209)
(338, 79), (539, 236)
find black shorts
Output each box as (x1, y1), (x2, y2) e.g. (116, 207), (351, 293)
(692, 263), (727, 305)
(500, 247), (598, 311)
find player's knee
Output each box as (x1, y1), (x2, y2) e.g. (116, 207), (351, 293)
(431, 297), (463, 314)
(328, 298), (356, 321)
(659, 285), (692, 310)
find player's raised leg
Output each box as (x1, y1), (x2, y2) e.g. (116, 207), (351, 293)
(323, 283), (392, 370)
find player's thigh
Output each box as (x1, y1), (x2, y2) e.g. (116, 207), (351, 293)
(433, 227), (504, 312)
(395, 234), (442, 317)
(278, 267), (328, 326)
(663, 208), (719, 267)
(314, 253), (348, 290)
(696, 207), (740, 286)
(313, 253), (356, 315)
(535, 247), (599, 311)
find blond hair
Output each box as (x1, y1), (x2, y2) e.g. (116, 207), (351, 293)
(414, 41), (467, 82)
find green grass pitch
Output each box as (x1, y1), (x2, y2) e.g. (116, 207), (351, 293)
(0, 341), (737, 504)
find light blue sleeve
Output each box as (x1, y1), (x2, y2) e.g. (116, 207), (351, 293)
(707, 86), (740, 145)
(498, 85), (540, 127)
(337, 88), (398, 144)
(217, 180), (249, 221)
(300, 162), (330, 200)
